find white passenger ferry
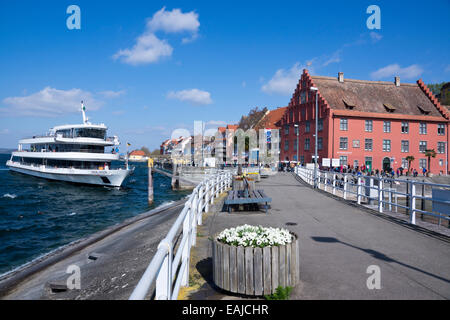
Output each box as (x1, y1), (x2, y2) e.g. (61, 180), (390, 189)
(6, 102), (132, 187)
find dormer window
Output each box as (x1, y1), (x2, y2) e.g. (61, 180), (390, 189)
(343, 99), (356, 110)
(383, 103), (396, 113)
(417, 105), (430, 115)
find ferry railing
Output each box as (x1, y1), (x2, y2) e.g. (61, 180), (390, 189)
(129, 171), (232, 300)
(295, 166), (450, 227)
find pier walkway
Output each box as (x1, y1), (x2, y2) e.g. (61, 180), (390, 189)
(187, 172), (450, 300)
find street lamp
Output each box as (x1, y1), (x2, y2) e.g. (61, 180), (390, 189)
(294, 124), (299, 165)
(310, 86), (319, 188)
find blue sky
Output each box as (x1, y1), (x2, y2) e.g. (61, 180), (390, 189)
(0, 0), (449, 150)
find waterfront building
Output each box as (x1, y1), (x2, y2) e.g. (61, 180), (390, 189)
(280, 70), (449, 174)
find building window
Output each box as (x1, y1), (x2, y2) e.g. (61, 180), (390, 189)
(340, 156), (348, 166)
(419, 141), (427, 153)
(419, 159), (427, 169)
(300, 91), (306, 104)
(438, 123), (445, 135)
(318, 137), (323, 150)
(300, 155), (305, 164)
(304, 138), (310, 151)
(401, 158), (409, 169)
(419, 123), (427, 134)
(365, 120), (373, 132)
(284, 140), (289, 151)
(293, 155), (298, 161)
(439, 159), (444, 166)
(293, 140), (298, 151)
(383, 121), (391, 133)
(401, 121), (409, 134)
(354, 160), (359, 168)
(318, 118), (323, 131)
(383, 139), (391, 152)
(365, 138), (373, 151)
(284, 125), (289, 135)
(305, 121), (310, 133)
(353, 140), (360, 148)
(437, 142), (446, 154)
(401, 140), (409, 153)
(340, 137), (348, 150)
(340, 118), (348, 131)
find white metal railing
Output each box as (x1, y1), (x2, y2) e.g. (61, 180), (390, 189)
(295, 166), (450, 226)
(129, 171), (232, 300)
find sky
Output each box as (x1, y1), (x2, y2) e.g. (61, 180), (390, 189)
(0, 0), (449, 150)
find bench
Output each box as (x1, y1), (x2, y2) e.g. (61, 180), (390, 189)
(224, 189), (272, 213)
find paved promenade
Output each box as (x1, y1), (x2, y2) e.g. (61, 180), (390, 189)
(189, 172), (450, 300)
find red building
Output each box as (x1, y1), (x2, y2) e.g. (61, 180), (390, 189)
(280, 70), (449, 174)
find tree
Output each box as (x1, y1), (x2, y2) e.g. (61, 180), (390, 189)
(406, 155), (415, 173)
(140, 146), (151, 156)
(424, 149), (436, 174)
(238, 107), (268, 131)
(150, 149), (161, 155)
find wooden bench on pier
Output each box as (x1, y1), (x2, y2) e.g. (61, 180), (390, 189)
(224, 189), (272, 213)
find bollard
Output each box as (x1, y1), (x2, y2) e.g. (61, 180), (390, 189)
(148, 158), (154, 205)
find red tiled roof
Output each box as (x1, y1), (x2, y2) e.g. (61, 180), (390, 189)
(254, 107), (288, 130)
(130, 150), (145, 156)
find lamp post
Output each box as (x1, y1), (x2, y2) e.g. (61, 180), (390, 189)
(294, 124), (299, 164)
(310, 87), (319, 188)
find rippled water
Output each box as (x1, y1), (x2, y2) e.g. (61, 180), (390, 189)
(0, 154), (190, 275)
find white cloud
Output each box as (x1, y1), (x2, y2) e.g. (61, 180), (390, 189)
(167, 89), (212, 105)
(113, 33), (173, 65)
(323, 50), (342, 67)
(98, 90), (126, 98)
(370, 32), (383, 42)
(1, 87), (102, 117)
(261, 63), (303, 95)
(370, 64), (423, 80)
(113, 7), (199, 65)
(147, 7), (199, 35)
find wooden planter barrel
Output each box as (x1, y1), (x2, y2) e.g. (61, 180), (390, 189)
(212, 234), (299, 296)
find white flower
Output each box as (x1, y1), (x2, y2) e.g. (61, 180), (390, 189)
(216, 225), (293, 248)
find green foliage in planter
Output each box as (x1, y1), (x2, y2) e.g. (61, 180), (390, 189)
(264, 286), (293, 300)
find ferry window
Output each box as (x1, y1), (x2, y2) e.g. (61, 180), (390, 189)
(74, 128), (106, 139)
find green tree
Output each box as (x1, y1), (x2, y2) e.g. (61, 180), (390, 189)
(427, 82), (445, 96)
(406, 155), (415, 173)
(140, 146), (151, 156)
(424, 149), (436, 174)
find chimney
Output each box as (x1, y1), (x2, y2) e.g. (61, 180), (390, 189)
(338, 72), (344, 83)
(395, 76), (400, 87)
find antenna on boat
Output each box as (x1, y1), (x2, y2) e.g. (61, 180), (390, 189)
(81, 100), (87, 124)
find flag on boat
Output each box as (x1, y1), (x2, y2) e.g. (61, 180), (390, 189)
(127, 142), (131, 146)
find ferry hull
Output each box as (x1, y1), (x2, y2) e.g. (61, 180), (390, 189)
(6, 161), (131, 187)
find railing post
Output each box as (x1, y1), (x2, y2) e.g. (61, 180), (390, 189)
(324, 172), (328, 192)
(197, 186), (204, 225)
(343, 175), (348, 200)
(388, 187), (392, 211)
(378, 178), (383, 213)
(410, 183), (416, 225)
(357, 177), (362, 204)
(181, 209), (191, 287)
(190, 194), (197, 247)
(333, 173), (336, 195)
(155, 240), (172, 300)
